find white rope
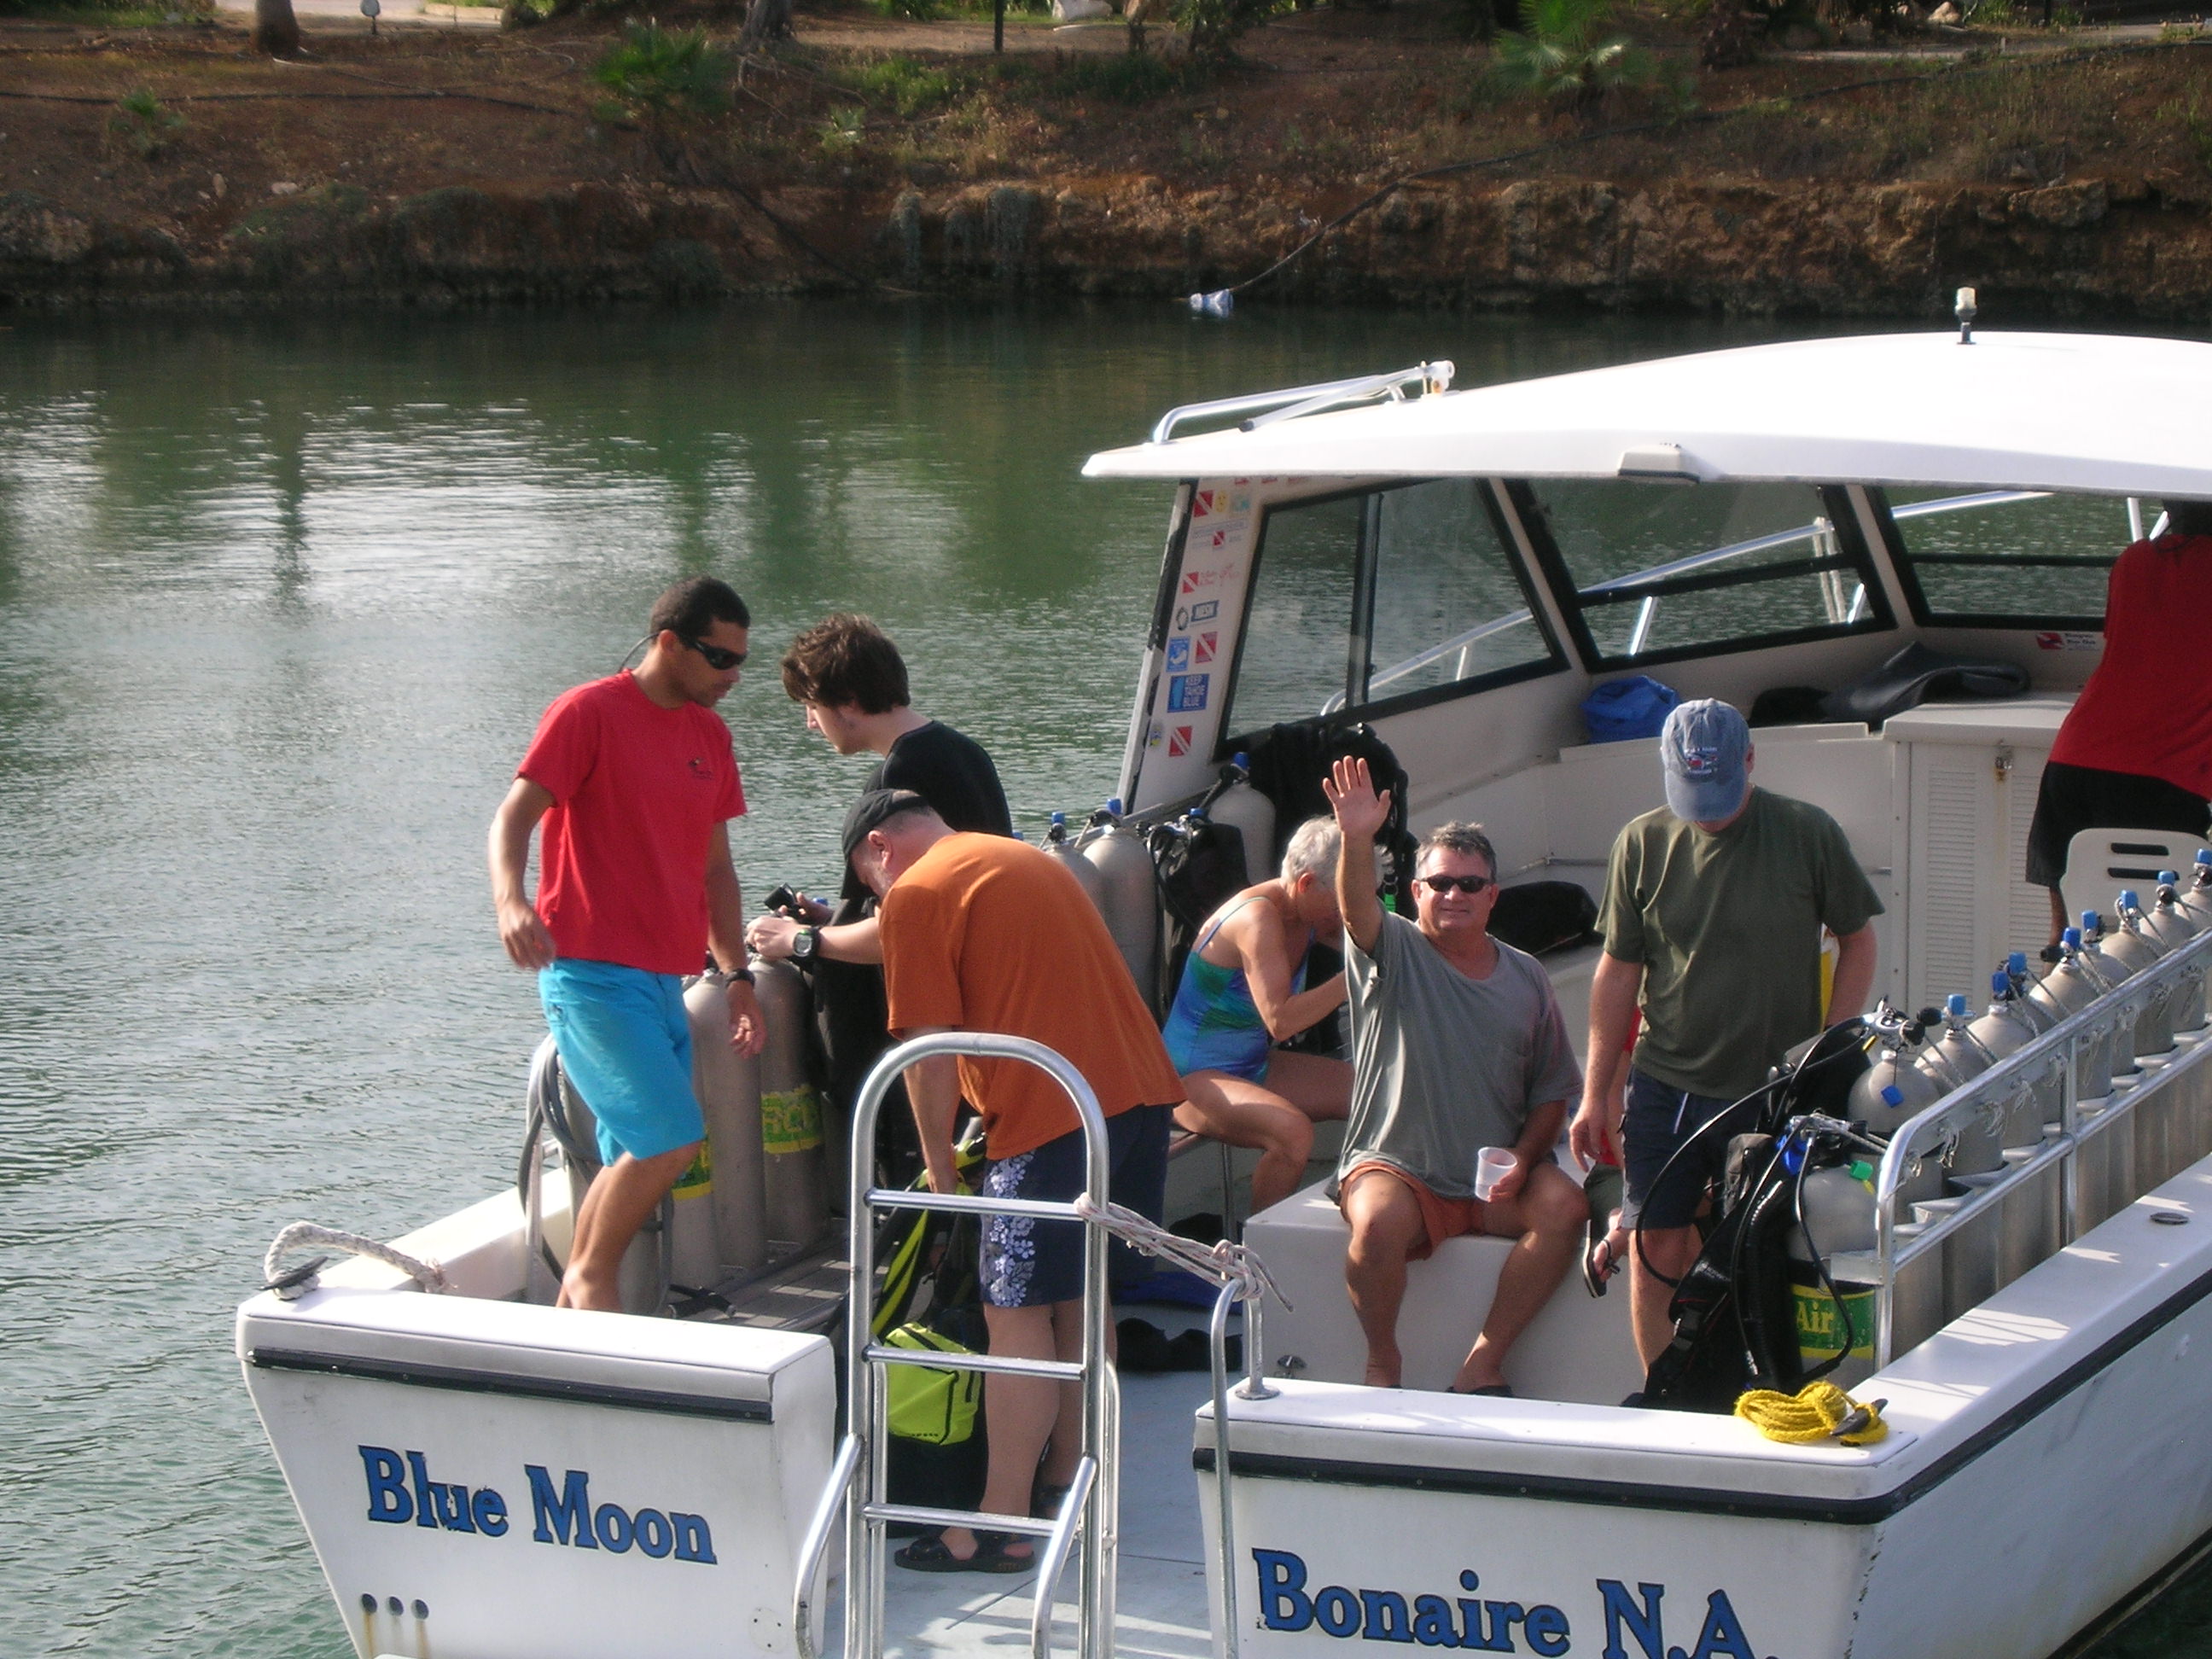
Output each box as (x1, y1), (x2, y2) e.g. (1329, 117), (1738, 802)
(1071, 1196), (1288, 1311)
(262, 1221), (449, 1300)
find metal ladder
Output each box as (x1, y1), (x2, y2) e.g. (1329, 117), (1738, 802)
(791, 1032), (1121, 1659)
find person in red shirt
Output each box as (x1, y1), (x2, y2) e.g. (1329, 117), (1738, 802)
(488, 576), (767, 1313)
(2028, 500), (2212, 941)
(853, 789), (1181, 1575)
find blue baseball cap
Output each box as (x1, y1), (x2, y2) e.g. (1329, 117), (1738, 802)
(1661, 699), (1750, 824)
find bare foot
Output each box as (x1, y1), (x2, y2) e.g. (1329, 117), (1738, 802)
(1363, 1352), (1403, 1388)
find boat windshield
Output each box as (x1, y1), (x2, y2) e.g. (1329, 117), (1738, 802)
(1226, 478), (1562, 736)
(1883, 487), (2130, 627)
(1517, 479), (1891, 669)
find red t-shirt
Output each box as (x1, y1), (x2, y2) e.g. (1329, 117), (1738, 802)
(2050, 534), (2212, 799)
(881, 834), (1185, 1160)
(518, 672), (745, 975)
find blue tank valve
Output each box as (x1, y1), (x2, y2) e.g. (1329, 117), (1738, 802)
(1993, 969), (2011, 996)
(2008, 951), (2029, 975)
(2120, 889), (2139, 911)
(1947, 993), (1969, 1018)
(2198, 850), (2212, 867)
(1105, 797), (1124, 817)
(2063, 927), (2083, 949)
(2161, 871), (2180, 887)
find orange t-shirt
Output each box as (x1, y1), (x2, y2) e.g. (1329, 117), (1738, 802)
(881, 833), (1184, 1160)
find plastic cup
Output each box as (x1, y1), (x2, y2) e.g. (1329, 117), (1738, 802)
(1473, 1146), (1517, 1202)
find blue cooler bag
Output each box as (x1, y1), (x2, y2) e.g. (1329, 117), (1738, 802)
(1581, 675), (1679, 742)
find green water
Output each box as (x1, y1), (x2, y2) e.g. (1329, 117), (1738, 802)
(0, 303), (2196, 1658)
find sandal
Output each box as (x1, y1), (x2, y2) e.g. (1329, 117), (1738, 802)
(1583, 1234), (1621, 1298)
(894, 1530), (1034, 1575)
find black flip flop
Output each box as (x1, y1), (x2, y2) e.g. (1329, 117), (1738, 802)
(894, 1530), (1034, 1575)
(1583, 1235), (1620, 1298)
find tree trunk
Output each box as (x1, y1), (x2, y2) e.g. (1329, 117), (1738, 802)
(252, 0), (302, 54)
(739, 0), (793, 46)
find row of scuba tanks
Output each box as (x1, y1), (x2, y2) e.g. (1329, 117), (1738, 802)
(527, 960), (836, 1313)
(1781, 853), (2212, 1385)
(528, 760), (1280, 1311)
(1035, 753), (1280, 1013)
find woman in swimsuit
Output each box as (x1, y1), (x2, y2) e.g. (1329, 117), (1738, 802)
(1161, 815), (1354, 1215)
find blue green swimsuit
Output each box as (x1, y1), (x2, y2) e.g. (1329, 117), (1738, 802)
(1161, 897), (1310, 1083)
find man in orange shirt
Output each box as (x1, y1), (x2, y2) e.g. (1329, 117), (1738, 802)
(849, 789), (1181, 1575)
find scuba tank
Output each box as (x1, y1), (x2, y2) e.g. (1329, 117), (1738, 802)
(1039, 811), (1109, 918)
(1207, 753), (1278, 879)
(1786, 1157), (1879, 1390)
(1079, 798), (1161, 1005)
(755, 960), (830, 1251)
(2003, 951), (2060, 1035)
(2175, 848), (2212, 933)
(2147, 872), (2208, 1033)
(1846, 1016), (1947, 1203)
(1968, 970), (2063, 1144)
(2026, 928), (2118, 1100)
(2102, 890), (2175, 1055)
(685, 969), (768, 1279)
(2075, 911), (2142, 1074)
(1921, 993), (2005, 1176)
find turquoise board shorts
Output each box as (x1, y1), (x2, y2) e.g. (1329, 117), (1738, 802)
(538, 958), (704, 1166)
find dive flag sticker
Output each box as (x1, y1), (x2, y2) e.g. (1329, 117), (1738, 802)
(1168, 725), (1193, 758)
(1194, 632), (1217, 664)
(1191, 489), (1220, 519)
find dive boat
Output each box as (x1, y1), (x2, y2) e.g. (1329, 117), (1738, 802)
(240, 323), (2212, 1659)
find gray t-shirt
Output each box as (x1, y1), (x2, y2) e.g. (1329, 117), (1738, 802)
(1335, 911), (1583, 1199)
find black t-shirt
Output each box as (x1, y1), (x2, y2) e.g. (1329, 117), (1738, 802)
(838, 720), (1012, 902)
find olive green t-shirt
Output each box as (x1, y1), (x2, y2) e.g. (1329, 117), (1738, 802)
(1600, 788), (1883, 1100)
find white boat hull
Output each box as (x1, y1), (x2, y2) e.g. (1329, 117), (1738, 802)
(238, 1195), (837, 1659)
(1202, 1055), (2212, 1659)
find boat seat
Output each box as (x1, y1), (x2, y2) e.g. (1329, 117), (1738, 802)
(1243, 1183), (1644, 1405)
(2061, 826), (2212, 931)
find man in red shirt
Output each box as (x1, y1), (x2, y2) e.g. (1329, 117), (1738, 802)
(850, 789), (1180, 1575)
(2028, 500), (2212, 940)
(488, 576), (767, 1313)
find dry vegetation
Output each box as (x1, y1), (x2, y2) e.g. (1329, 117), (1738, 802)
(0, 0), (2205, 300)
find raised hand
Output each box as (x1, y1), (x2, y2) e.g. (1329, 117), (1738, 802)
(1323, 755), (1392, 842)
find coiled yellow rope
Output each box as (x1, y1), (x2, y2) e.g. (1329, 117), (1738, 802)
(1734, 1381), (1888, 1445)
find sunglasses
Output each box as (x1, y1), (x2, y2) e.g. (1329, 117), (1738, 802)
(1418, 873), (1494, 896)
(683, 636), (747, 672)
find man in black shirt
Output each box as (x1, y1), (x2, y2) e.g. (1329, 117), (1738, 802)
(747, 614), (1012, 1177)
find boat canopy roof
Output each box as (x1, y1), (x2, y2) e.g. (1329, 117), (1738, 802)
(1082, 330), (2212, 498)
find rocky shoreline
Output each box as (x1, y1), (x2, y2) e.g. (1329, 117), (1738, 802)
(2, 168), (2204, 316)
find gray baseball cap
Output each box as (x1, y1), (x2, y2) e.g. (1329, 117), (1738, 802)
(1661, 699), (1750, 824)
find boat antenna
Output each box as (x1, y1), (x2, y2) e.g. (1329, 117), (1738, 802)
(1955, 286), (1977, 346)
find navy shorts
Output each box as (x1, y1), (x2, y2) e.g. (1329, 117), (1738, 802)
(2025, 760), (2210, 892)
(979, 1104), (1173, 1308)
(1620, 1069), (1755, 1231)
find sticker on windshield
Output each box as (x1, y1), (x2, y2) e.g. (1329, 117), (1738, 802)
(1166, 637), (1190, 672)
(1167, 674), (1210, 713)
(1194, 632), (1217, 665)
(1188, 600), (1218, 624)
(2035, 631), (2101, 651)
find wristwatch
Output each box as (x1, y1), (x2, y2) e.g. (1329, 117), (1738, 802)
(725, 964), (755, 985)
(790, 928), (820, 963)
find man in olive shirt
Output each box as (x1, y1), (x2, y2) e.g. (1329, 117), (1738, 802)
(1569, 700), (1881, 1373)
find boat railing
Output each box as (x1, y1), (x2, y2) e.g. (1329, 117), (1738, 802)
(1149, 362), (1454, 445)
(797, 1031), (1121, 1659)
(1870, 923), (2212, 1366)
